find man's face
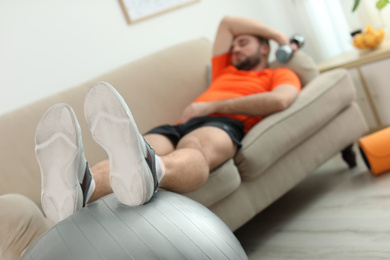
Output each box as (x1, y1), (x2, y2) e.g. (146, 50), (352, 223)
(231, 35), (266, 71)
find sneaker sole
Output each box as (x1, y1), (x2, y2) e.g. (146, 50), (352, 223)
(84, 82), (154, 206)
(35, 104), (85, 223)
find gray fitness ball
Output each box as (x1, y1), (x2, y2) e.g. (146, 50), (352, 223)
(22, 191), (247, 260)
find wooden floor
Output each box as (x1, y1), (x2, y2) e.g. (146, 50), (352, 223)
(235, 145), (390, 259)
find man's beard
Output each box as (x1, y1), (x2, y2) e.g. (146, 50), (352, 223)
(233, 50), (261, 71)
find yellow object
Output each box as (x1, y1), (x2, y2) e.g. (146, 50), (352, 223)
(353, 25), (386, 49)
(359, 127), (390, 175)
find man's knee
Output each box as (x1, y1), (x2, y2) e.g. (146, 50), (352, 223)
(144, 133), (175, 156)
(176, 129), (236, 170)
(178, 127), (236, 154)
(176, 135), (203, 151)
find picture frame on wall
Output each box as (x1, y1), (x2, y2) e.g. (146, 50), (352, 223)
(119, 0), (200, 24)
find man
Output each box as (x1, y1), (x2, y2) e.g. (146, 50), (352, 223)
(35, 16), (301, 224)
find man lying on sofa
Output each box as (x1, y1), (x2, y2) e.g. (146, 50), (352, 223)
(1, 15), (301, 259)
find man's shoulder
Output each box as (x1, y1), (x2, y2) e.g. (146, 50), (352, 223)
(267, 67), (299, 78)
(212, 53), (231, 65)
(267, 66), (295, 73)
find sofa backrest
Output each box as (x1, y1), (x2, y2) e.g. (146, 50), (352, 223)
(0, 38), (212, 206)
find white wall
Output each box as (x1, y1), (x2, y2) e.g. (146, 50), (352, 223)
(0, 0), (300, 115)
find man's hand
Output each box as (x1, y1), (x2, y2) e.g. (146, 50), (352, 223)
(180, 102), (213, 123)
(290, 42), (299, 52)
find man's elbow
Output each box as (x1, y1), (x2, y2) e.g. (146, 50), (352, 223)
(221, 16), (236, 24)
(274, 96), (295, 112)
(270, 85), (299, 113)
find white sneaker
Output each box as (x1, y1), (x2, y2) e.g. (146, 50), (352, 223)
(35, 104), (94, 223)
(84, 82), (158, 206)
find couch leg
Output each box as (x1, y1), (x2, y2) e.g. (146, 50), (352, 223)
(342, 144), (357, 168)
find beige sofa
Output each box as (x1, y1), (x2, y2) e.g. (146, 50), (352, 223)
(0, 38), (368, 232)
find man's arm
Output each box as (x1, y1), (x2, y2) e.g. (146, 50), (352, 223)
(213, 16), (290, 57)
(180, 85), (299, 123)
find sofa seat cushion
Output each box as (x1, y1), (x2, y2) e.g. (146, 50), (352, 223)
(184, 159), (241, 207)
(235, 68), (357, 180)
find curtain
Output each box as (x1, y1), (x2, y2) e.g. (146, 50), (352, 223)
(291, 0), (390, 62)
(341, 0), (390, 31)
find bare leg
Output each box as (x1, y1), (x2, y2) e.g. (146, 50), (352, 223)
(144, 133), (175, 156)
(88, 160), (112, 203)
(88, 133), (175, 203)
(159, 126), (237, 193)
(89, 127), (236, 199)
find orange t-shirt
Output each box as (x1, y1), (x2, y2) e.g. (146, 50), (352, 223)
(195, 53), (301, 133)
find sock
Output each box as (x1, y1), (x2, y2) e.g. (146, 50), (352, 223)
(155, 155), (165, 183)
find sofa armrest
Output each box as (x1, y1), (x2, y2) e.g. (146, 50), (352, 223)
(235, 68), (357, 180)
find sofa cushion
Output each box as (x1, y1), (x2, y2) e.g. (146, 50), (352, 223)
(184, 159), (241, 207)
(0, 194), (54, 259)
(269, 51), (319, 87)
(235, 69), (357, 180)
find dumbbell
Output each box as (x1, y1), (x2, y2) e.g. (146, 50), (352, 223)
(276, 34), (305, 63)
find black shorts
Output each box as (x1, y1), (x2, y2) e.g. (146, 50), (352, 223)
(145, 117), (245, 149)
